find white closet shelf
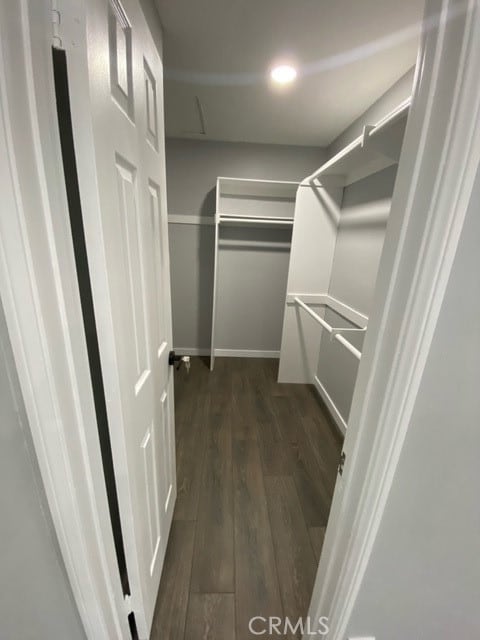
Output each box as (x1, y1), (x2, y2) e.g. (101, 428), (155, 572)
(293, 296), (364, 360)
(218, 214), (294, 228)
(219, 238), (291, 250)
(304, 98), (411, 187)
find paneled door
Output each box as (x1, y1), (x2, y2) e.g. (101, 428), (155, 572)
(59, 0), (176, 636)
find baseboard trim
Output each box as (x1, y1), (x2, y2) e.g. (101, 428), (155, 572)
(313, 375), (347, 435)
(173, 347), (210, 356)
(215, 349), (280, 359)
(173, 347), (280, 360)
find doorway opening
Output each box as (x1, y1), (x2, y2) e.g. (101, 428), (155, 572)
(51, 0), (421, 633)
(151, 65), (413, 640)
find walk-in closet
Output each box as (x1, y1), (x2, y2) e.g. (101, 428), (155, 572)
(4, 1), (477, 639)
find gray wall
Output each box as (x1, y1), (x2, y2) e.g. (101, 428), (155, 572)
(344, 163), (480, 640)
(328, 68), (415, 158)
(166, 138), (327, 350)
(215, 226), (292, 353)
(166, 138), (327, 217)
(0, 300), (86, 640)
(167, 221), (215, 352)
(317, 165), (397, 421)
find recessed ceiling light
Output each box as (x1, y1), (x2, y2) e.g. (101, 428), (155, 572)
(270, 64), (297, 85)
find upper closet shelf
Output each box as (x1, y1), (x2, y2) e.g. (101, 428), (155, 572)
(216, 176), (299, 224)
(304, 98), (411, 187)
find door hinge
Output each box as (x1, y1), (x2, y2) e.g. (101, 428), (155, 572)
(51, 2), (62, 48)
(124, 594), (133, 616)
(338, 451), (346, 476)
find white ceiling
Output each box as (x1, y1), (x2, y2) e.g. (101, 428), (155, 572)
(155, 0), (424, 147)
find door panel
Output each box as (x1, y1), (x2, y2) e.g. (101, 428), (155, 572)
(61, 0), (176, 636)
(114, 155), (151, 385)
(108, 1), (134, 118)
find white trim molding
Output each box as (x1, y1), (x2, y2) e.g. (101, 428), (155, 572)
(307, 1), (480, 638)
(173, 347), (281, 359)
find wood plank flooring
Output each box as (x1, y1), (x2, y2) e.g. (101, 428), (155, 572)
(151, 357), (342, 640)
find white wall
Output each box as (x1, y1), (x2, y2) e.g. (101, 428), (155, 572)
(0, 300), (86, 640)
(166, 139), (327, 351)
(344, 162), (480, 640)
(316, 165), (397, 422)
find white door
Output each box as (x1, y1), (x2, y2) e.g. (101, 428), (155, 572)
(59, 0), (176, 636)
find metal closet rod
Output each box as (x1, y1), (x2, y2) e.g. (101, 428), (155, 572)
(293, 296), (365, 360)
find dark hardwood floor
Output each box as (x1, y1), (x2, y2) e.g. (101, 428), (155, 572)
(151, 357), (343, 640)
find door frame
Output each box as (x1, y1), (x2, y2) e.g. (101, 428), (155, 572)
(0, 1), (130, 638)
(307, 0), (480, 637)
(1, 2), (478, 640)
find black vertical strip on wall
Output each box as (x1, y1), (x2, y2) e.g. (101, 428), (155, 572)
(51, 46), (131, 597)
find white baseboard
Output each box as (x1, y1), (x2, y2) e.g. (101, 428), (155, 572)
(173, 347), (210, 356)
(173, 347), (280, 359)
(215, 349), (280, 359)
(313, 375), (347, 435)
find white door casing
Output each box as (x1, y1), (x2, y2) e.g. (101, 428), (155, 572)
(57, 0), (176, 635)
(306, 0), (480, 637)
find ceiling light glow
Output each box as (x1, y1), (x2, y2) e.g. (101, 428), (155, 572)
(270, 65), (297, 85)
